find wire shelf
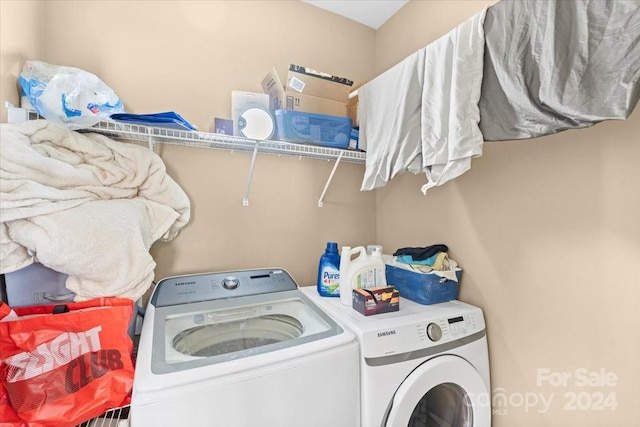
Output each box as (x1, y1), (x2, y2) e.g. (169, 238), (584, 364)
(23, 110), (366, 164)
(12, 107), (363, 206)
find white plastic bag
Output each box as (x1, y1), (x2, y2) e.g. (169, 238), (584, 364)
(18, 60), (124, 129)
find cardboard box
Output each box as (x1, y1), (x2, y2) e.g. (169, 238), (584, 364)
(348, 80), (367, 129)
(352, 286), (400, 316)
(262, 68), (347, 117)
(349, 96), (359, 128)
(287, 64), (353, 103)
(231, 91), (270, 136)
(210, 118), (233, 135)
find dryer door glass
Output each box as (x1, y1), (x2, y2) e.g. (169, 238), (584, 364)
(385, 355), (490, 427)
(408, 383), (472, 426)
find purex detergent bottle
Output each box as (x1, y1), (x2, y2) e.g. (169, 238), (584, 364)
(317, 242), (340, 297)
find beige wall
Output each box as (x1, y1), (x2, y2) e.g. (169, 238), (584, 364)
(376, 1), (640, 426)
(32, 0), (378, 286)
(0, 0), (44, 123)
(1, 0), (639, 425)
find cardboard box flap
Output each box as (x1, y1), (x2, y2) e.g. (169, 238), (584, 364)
(287, 64), (353, 102)
(288, 64), (354, 86)
(263, 67), (348, 117)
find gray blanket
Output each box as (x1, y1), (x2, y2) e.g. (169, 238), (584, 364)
(479, 0), (640, 141)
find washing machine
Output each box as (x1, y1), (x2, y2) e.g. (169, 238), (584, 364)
(301, 287), (491, 427)
(131, 268), (360, 427)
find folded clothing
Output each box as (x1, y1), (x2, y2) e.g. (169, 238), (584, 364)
(393, 244), (448, 261)
(383, 254), (460, 283)
(396, 252), (448, 270)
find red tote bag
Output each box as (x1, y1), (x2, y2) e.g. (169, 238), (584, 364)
(0, 298), (135, 427)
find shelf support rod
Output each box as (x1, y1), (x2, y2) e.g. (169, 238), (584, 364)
(243, 142), (260, 206)
(146, 128), (156, 150)
(318, 151), (344, 208)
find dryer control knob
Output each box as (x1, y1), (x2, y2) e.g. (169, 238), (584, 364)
(427, 323), (442, 342)
(222, 276), (240, 290)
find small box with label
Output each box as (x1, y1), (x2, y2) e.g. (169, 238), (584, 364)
(352, 286), (400, 316)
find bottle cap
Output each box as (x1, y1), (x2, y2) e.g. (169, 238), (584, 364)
(367, 245), (383, 256)
(326, 242), (338, 253)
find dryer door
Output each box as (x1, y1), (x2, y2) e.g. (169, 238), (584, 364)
(385, 355), (490, 427)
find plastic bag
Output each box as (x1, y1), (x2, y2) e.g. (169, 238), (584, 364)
(18, 60), (124, 130)
(0, 298), (135, 427)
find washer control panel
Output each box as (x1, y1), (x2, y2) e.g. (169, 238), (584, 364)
(152, 268), (298, 307)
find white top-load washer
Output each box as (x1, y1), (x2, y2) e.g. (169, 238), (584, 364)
(131, 268), (360, 427)
(301, 287), (491, 427)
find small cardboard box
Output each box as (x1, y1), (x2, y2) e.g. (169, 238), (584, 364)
(352, 286), (400, 316)
(286, 64), (353, 103)
(262, 68), (347, 117)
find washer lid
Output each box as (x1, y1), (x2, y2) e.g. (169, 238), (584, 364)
(150, 289), (344, 374)
(384, 355), (491, 426)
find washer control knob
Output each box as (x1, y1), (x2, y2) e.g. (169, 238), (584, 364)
(222, 276), (239, 290)
(427, 323), (442, 342)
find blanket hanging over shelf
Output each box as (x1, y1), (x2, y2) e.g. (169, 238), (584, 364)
(479, 0), (640, 141)
(358, 0), (640, 193)
(0, 120), (191, 301)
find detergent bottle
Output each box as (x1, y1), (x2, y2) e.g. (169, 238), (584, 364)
(367, 245), (387, 289)
(339, 245), (388, 306)
(339, 246), (355, 306)
(317, 242), (340, 297)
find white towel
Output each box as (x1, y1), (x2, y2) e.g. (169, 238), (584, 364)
(0, 120), (191, 300)
(359, 48), (426, 191)
(358, 9), (486, 193)
(421, 9), (486, 193)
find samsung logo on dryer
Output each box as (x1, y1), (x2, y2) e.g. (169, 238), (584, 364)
(174, 281), (196, 286)
(377, 330), (396, 338)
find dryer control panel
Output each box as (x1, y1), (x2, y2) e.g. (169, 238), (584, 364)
(361, 307), (486, 359)
(423, 312), (482, 342)
(152, 268), (298, 307)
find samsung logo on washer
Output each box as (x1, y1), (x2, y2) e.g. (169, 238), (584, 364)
(174, 281), (196, 286)
(377, 330), (396, 338)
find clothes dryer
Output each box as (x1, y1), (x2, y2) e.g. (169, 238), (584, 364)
(131, 269), (360, 426)
(301, 287), (491, 427)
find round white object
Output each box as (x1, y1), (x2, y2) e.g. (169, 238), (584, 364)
(238, 106), (275, 140)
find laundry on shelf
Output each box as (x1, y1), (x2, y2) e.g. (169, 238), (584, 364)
(0, 120), (191, 301)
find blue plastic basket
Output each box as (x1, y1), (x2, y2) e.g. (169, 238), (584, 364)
(385, 264), (461, 305)
(274, 109), (352, 148)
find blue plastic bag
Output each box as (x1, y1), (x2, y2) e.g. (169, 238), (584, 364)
(19, 60), (124, 130)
